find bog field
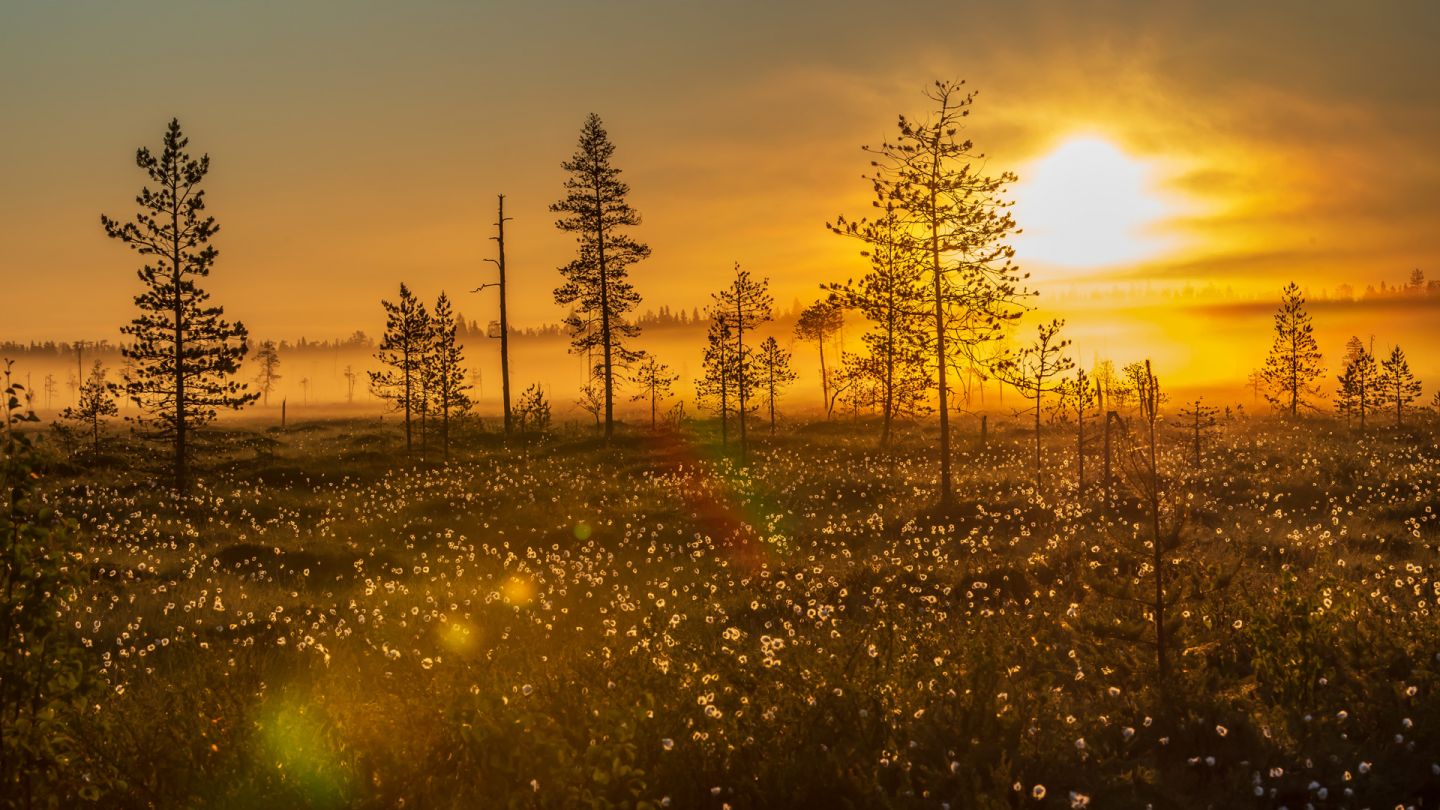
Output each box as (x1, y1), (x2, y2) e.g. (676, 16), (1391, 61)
(22, 414), (1440, 808)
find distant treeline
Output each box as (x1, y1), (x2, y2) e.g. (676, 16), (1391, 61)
(1052, 268), (1438, 307)
(0, 305), (810, 361)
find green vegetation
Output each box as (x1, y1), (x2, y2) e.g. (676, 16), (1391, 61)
(14, 411), (1440, 807)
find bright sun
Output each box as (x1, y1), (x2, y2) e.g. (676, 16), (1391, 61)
(1010, 135), (1178, 270)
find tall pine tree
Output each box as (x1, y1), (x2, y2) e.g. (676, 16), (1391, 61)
(552, 114), (650, 440)
(101, 119), (257, 494)
(1260, 282), (1324, 416)
(1376, 345), (1423, 427)
(427, 292), (472, 459)
(867, 80), (1029, 503)
(370, 283), (429, 453)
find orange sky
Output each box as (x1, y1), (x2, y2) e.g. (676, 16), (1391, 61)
(2, 0), (1438, 346)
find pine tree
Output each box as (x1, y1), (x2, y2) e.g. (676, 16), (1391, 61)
(996, 319), (1073, 486)
(369, 284), (429, 452)
(254, 340), (281, 406)
(1176, 397), (1219, 467)
(577, 381), (605, 428)
(794, 298), (843, 418)
(1335, 336), (1379, 428)
(828, 201), (930, 446)
(514, 384), (551, 434)
(867, 80), (1029, 503)
(696, 314), (743, 447)
(551, 114), (650, 440)
(630, 355), (678, 429)
(58, 360), (118, 454)
(712, 264), (772, 458)
(1062, 367), (1097, 494)
(1376, 345), (1423, 427)
(100, 119), (258, 494)
(1260, 282), (1324, 416)
(756, 337), (797, 434)
(427, 292), (471, 459)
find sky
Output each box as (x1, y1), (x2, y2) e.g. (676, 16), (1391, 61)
(2, 0), (1438, 347)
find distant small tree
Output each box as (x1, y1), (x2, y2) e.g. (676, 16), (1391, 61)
(342, 365), (358, 404)
(1119, 360), (1184, 696)
(514, 384), (551, 434)
(712, 264), (772, 458)
(1060, 367), (1096, 493)
(427, 292), (472, 458)
(101, 118), (258, 494)
(1376, 345), (1423, 427)
(577, 380), (605, 428)
(1260, 282), (1324, 416)
(1246, 369), (1264, 404)
(996, 319), (1074, 485)
(1176, 397), (1219, 467)
(1091, 360), (1117, 413)
(630, 355), (678, 429)
(1335, 337), (1380, 429)
(828, 201), (929, 446)
(794, 298), (843, 418)
(837, 352), (882, 418)
(663, 400), (688, 429)
(696, 313), (743, 447)
(756, 336), (797, 434)
(58, 360), (118, 454)
(254, 340), (282, 406)
(370, 283), (429, 452)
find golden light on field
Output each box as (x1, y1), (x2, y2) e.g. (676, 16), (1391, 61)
(439, 619), (479, 656)
(1010, 135), (1181, 270)
(501, 574), (535, 607)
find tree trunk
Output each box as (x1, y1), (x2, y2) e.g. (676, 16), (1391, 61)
(735, 296), (747, 459)
(172, 209), (187, 497)
(819, 339), (829, 419)
(1033, 385), (1042, 487)
(497, 195), (513, 437)
(594, 185), (614, 440)
(1150, 413), (1167, 687)
(768, 375), (776, 434)
(930, 172), (951, 505)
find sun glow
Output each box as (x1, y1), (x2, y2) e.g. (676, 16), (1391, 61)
(1011, 135), (1181, 270)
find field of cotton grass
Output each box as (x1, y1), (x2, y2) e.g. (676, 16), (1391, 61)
(31, 414), (1440, 808)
